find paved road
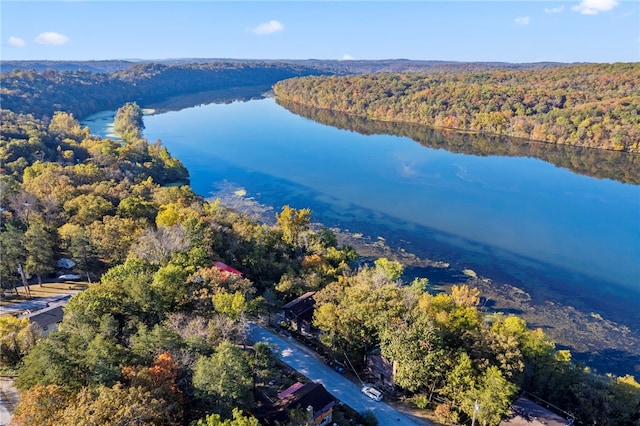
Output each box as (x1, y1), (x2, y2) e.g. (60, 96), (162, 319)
(249, 323), (430, 426)
(0, 293), (75, 315)
(0, 377), (18, 426)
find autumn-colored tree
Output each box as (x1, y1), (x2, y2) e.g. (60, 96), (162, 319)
(275, 205), (311, 248)
(0, 314), (41, 366)
(57, 383), (179, 426)
(9, 384), (69, 426)
(451, 284), (480, 307)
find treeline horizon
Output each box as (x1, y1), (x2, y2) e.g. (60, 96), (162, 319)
(273, 63), (640, 152)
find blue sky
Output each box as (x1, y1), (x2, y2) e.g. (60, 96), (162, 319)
(1, 1), (638, 63)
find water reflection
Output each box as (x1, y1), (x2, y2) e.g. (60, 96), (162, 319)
(277, 99), (640, 185)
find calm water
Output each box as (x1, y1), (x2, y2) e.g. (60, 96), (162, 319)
(84, 98), (640, 320)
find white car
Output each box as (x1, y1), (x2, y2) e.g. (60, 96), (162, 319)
(361, 386), (383, 401)
(58, 274), (81, 281)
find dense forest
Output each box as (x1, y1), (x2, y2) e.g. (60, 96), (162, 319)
(278, 99), (640, 185)
(273, 63), (640, 152)
(0, 62), (328, 119)
(0, 63), (639, 425)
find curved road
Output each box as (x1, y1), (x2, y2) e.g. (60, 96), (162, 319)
(249, 323), (431, 426)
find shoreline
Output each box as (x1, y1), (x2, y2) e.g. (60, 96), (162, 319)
(80, 100), (640, 380)
(212, 183), (640, 379)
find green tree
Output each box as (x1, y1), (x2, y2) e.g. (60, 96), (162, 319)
(15, 331), (87, 392)
(114, 102), (145, 142)
(380, 314), (446, 396)
(191, 408), (260, 426)
(116, 195), (158, 223)
(63, 194), (114, 226)
(67, 226), (99, 283)
(212, 291), (251, 320)
(466, 366), (517, 426)
(374, 257), (404, 282)
(442, 351), (476, 408)
(193, 341), (254, 415)
(87, 216), (141, 265)
(0, 224), (26, 294)
(251, 342), (276, 387)
(48, 111), (88, 141)
(24, 219), (55, 286)
(151, 263), (190, 312)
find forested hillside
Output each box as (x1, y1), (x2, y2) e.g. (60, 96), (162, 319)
(1, 65), (639, 425)
(0, 62), (327, 119)
(0, 106), (358, 425)
(273, 63), (640, 152)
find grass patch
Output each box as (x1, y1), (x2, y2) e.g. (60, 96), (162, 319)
(1, 282), (89, 306)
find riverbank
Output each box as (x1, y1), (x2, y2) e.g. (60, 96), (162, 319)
(213, 183), (640, 379)
(79, 96), (639, 380)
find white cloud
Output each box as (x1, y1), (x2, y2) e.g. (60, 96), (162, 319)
(252, 20), (284, 35)
(35, 32), (70, 45)
(573, 0), (618, 15)
(341, 54), (354, 60)
(544, 6), (565, 13)
(7, 36), (26, 47)
(515, 16), (531, 25)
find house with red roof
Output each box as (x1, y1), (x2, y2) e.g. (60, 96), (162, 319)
(213, 261), (243, 277)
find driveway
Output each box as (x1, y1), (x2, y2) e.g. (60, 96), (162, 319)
(248, 323), (432, 426)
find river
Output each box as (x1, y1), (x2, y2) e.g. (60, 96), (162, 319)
(82, 95), (640, 377)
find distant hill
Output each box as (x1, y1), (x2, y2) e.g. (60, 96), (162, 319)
(0, 60), (137, 74)
(0, 61), (328, 119)
(274, 63), (640, 152)
(1, 58), (571, 75)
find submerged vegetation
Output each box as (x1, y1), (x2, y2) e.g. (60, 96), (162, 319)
(1, 62), (639, 425)
(274, 63), (640, 152)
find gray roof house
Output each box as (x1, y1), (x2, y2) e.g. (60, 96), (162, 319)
(19, 303), (66, 336)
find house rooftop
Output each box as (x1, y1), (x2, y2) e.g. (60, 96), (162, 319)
(282, 291), (316, 314)
(256, 381), (335, 425)
(213, 261), (242, 276)
(18, 303), (65, 329)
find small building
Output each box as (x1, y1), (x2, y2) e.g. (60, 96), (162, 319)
(282, 291), (316, 334)
(500, 397), (573, 426)
(364, 347), (396, 390)
(18, 303), (66, 336)
(259, 381), (335, 426)
(213, 261), (243, 277)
